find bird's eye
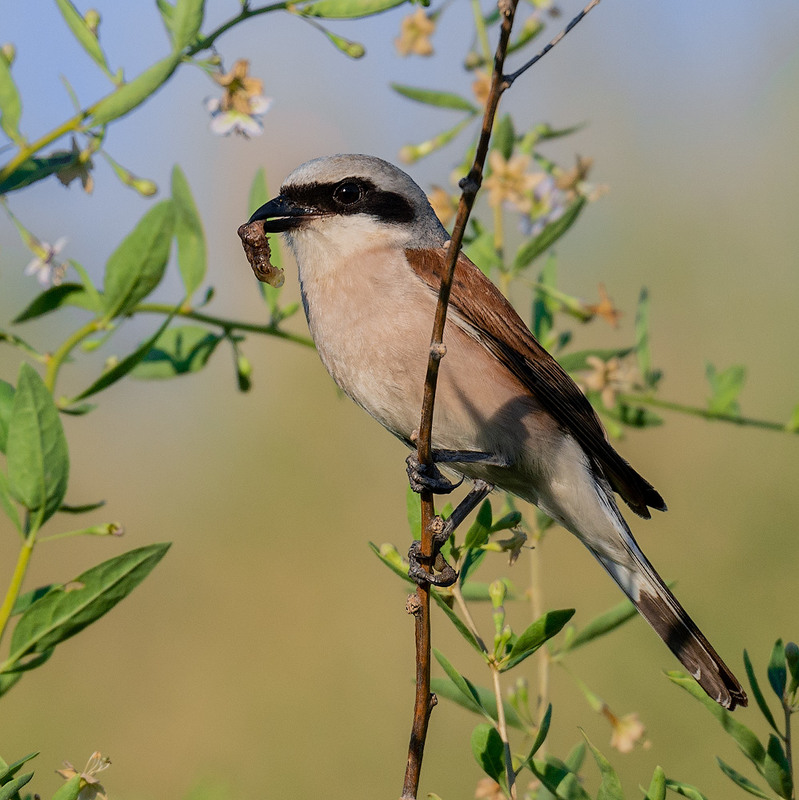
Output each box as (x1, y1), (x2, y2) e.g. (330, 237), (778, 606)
(333, 181), (362, 206)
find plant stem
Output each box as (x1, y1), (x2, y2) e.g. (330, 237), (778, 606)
(134, 303), (315, 348)
(44, 318), (104, 393)
(783, 698), (795, 800)
(492, 665), (517, 799)
(617, 392), (795, 433)
(451, 583), (489, 653)
(0, 532), (35, 647)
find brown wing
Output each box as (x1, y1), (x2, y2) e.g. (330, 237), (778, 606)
(406, 247), (666, 518)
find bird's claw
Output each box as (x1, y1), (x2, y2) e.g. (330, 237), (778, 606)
(405, 452), (462, 495)
(407, 540), (458, 588)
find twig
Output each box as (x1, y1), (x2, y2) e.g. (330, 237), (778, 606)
(402, 1), (605, 795)
(401, 4), (519, 799)
(504, 0), (602, 88)
(492, 665), (517, 799)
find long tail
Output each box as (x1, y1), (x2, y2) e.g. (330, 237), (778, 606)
(592, 518), (748, 710)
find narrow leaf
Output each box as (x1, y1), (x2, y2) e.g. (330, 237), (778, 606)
(667, 671), (766, 768)
(368, 541), (413, 583)
(103, 200), (176, 318)
(0, 772), (32, 800)
(523, 703), (552, 764)
(583, 732), (625, 800)
(0, 752), (38, 785)
(0, 378), (13, 451)
(51, 774), (82, 800)
(492, 114), (515, 159)
(171, 0), (205, 49)
(560, 596), (638, 652)
(73, 313), (176, 401)
(13, 283), (96, 323)
(10, 585), (54, 616)
(5, 363), (69, 526)
(0, 52), (23, 145)
(463, 500), (493, 549)
(471, 723), (505, 782)
(767, 639), (787, 699)
(663, 780), (709, 800)
(502, 609), (574, 671)
(171, 166), (207, 298)
(431, 676), (524, 730)
(431, 590), (483, 654)
(131, 325), (220, 379)
(55, 0), (110, 73)
(297, 0), (411, 20)
(391, 83), (478, 113)
(645, 765), (666, 800)
(706, 363), (746, 416)
(514, 196), (587, 270)
(7, 543), (170, 665)
(717, 757), (773, 799)
(528, 757), (592, 800)
(743, 649), (781, 734)
(0, 471), (21, 531)
(0, 151), (77, 195)
(763, 734), (793, 799)
(433, 649), (492, 722)
(635, 287), (654, 386)
(90, 53), (181, 126)
(405, 484), (421, 539)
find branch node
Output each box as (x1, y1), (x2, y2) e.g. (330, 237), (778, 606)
(429, 342), (447, 361)
(405, 593), (423, 617)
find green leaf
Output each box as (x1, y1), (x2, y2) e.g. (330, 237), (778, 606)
(763, 734), (792, 799)
(431, 676), (524, 730)
(0, 471), (21, 531)
(13, 283), (97, 324)
(171, 0), (205, 49)
(0, 672), (22, 698)
(582, 732), (625, 800)
(667, 671), (766, 768)
(529, 757), (591, 800)
(767, 639), (787, 699)
(6, 543), (170, 666)
(492, 114), (515, 160)
(103, 200), (176, 318)
(559, 597), (638, 652)
(522, 703), (552, 765)
(0, 772), (32, 800)
(717, 757), (773, 799)
(743, 649), (780, 734)
(706, 363), (746, 416)
(431, 590), (483, 654)
(391, 84), (478, 113)
(501, 609), (574, 671)
(0, 378), (13, 452)
(406, 484), (421, 539)
(171, 166), (207, 299)
(90, 53), (181, 126)
(786, 642), (799, 687)
(459, 579), (516, 602)
(645, 765), (666, 800)
(463, 500), (493, 549)
(0, 752), (38, 785)
(55, 0), (111, 73)
(514, 196), (587, 271)
(5, 364), (69, 527)
(0, 151), (77, 195)
(663, 779), (709, 800)
(10, 585), (54, 616)
(367, 541), (413, 583)
(433, 649), (493, 722)
(459, 546), (487, 585)
(471, 723), (505, 783)
(51, 774), (82, 800)
(316, 27), (365, 58)
(603, 399), (663, 429)
(131, 325), (220, 379)
(532, 254), (558, 343)
(296, 0), (408, 19)
(634, 287), (657, 388)
(0, 51), (23, 145)
(73, 313), (176, 401)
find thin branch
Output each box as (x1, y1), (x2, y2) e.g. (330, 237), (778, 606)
(402, 3), (520, 799)
(504, 0), (602, 88)
(492, 665), (517, 799)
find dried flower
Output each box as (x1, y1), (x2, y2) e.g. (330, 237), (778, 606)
(206, 59), (272, 137)
(483, 151), (544, 213)
(24, 237), (68, 288)
(556, 155), (593, 192)
(428, 185), (456, 227)
(586, 284), (622, 328)
(395, 8), (436, 56)
(56, 751), (111, 800)
(604, 709), (648, 753)
(472, 70), (492, 106)
(475, 777), (504, 799)
(578, 355), (639, 409)
(57, 137), (94, 193)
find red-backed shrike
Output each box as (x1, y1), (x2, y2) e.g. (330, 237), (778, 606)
(247, 154), (746, 710)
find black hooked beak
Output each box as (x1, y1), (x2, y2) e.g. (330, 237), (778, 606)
(248, 195), (316, 233)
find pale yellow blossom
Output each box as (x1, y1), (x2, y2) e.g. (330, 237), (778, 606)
(579, 356), (639, 409)
(604, 709), (648, 753)
(428, 185), (456, 227)
(586, 283), (622, 327)
(395, 8), (435, 56)
(483, 151), (544, 213)
(206, 59), (272, 137)
(472, 69), (492, 106)
(475, 777), (504, 799)
(56, 751), (111, 800)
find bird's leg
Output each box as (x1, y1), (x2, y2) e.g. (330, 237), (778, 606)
(407, 479), (494, 587)
(405, 449), (509, 494)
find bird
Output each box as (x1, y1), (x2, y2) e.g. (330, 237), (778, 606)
(246, 153), (747, 710)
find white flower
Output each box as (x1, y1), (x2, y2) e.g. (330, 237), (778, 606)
(24, 237), (68, 288)
(206, 59), (272, 138)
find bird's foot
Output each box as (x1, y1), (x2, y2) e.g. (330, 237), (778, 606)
(405, 452), (462, 495)
(407, 539), (458, 587)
